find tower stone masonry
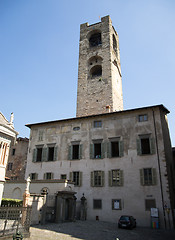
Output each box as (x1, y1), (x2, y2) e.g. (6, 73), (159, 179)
(76, 15), (123, 117)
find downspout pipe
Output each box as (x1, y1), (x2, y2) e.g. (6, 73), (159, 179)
(152, 109), (166, 229)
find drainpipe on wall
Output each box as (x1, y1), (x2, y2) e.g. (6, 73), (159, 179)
(152, 109), (167, 229)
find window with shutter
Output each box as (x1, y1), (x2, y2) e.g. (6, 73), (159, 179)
(91, 140), (103, 159)
(110, 169), (123, 186)
(91, 171), (104, 187)
(140, 168), (157, 186)
(70, 171), (82, 186)
(36, 148), (43, 162)
(107, 138), (123, 158)
(68, 143), (82, 160)
(137, 135), (155, 155)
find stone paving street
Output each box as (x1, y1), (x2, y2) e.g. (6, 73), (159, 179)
(25, 220), (175, 240)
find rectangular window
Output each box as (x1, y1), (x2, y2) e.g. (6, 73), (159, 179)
(30, 173), (38, 180)
(12, 149), (16, 156)
(61, 174), (67, 180)
(94, 121), (102, 128)
(38, 130), (43, 141)
(72, 145), (79, 159)
(91, 171), (104, 187)
(73, 171), (80, 186)
(139, 114), (148, 122)
(111, 141), (119, 157)
(145, 199), (156, 211)
(68, 143), (82, 160)
(137, 135), (155, 155)
(69, 171), (82, 186)
(93, 199), (102, 209)
(7, 162), (13, 171)
(112, 199), (122, 210)
(140, 168), (156, 186)
(109, 169), (123, 186)
(36, 148), (43, 162)
(94, 143), (101, 158)
(44, 172), (53, 180)
(107, 138), (124, 158)
(48, 147), (54, 161)
(141, 138), (150, 154)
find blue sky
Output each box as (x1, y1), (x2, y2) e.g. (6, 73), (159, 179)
(0, 0), (175, 146)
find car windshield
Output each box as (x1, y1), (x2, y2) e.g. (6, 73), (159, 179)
(120, 216), (129, 221)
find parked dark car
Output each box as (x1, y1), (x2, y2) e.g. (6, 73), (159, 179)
(118, 215), (136, 229)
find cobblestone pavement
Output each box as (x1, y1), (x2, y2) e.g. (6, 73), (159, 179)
(25, 221), (175, 240)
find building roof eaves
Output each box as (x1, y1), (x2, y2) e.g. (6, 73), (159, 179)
(25, 104), (169, 128)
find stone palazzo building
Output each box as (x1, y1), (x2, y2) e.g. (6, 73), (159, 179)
(9, 16), (174, 227)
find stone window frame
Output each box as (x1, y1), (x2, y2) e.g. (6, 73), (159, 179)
(137, 134), (155, 155)
(93, 199), (102, 209)
(91, 170), (105, 187)
(107, 137), (124, 158)
(108, 169), (124, 187)
(68, 141), (82, 160)
(43, 172), (54, 180)
(69, 171), (82, 187)
(140, 168), (157, 186)
(112, 199), (122, 210)
(138, 114), (148, 122)
(30, 172), (38, 180)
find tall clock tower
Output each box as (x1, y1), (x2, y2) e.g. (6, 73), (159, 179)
(76, 15), (123, 117)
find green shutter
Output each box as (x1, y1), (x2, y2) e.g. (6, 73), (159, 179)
(140, 169), (144, 185)
(101, 142), (105, 159)
(53, 146), (58, 161)
(68, 146), (72, 160)
(91, 172), (94, 187)
(42, 148), (47, 162)
(107, 142), (111, 158)
(32, 149), (37, 162)
(101, 171), (105, 186)
(90, 144), (94, 159)
(35, 173), (38, 180)
(43, 173), (46, 180)
(79, 172), (82, 186)
(150, 138), (155, 155)
(108, 170), (112, 186)
(137, 139), (141, 155)
(119, 141), (124, 157)
(69, 172), (73, 181)
(51, 172), (54, 179)
(120, 170), (124, 186)
(152, 168), (157, 185)
(79, 144), (82, 159)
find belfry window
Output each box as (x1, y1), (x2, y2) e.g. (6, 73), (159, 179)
(89, 32), (102, 47)
(90, 65), (102, 78)
(113, 34), (117, 54)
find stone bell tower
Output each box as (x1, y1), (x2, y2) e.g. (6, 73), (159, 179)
(76, 15), (123, 117)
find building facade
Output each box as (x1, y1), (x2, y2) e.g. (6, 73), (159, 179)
(24, 105), (174, 228)
(0, 112), (18, 204)
(6, 137), (29, 180)
(4, 16), (174, 228)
